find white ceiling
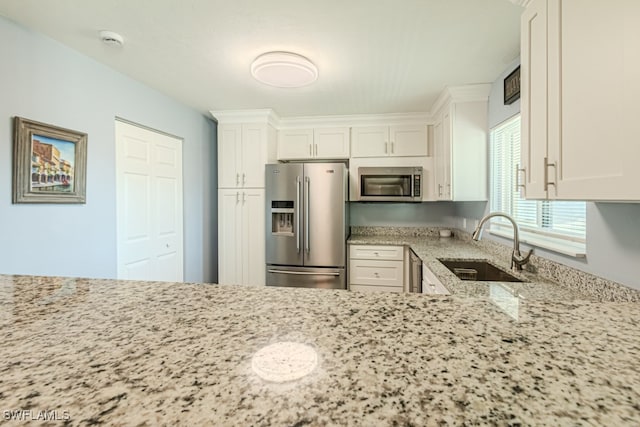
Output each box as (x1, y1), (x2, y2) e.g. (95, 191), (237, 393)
(0, 0), (523, 117)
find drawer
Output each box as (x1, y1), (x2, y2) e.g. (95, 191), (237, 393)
(350, 284), (403, 293)
(349, 244), (404, 261)
(349, 259), (404, 286)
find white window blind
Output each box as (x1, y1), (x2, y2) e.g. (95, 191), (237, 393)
(490, 115), (586, 253)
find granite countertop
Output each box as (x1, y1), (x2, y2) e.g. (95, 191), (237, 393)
(1, 274), (640, 425)
(348, 234), (591, 302)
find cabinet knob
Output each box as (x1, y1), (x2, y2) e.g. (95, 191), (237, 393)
(373, 252), (379, 256)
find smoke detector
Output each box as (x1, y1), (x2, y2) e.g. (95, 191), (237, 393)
(99, 30), (124, 47)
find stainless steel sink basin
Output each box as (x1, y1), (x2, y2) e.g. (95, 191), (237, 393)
(438, 259), (524, 282)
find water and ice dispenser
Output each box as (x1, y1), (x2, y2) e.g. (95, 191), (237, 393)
(271, 201), (294, 235)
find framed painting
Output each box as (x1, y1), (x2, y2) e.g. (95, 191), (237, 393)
(12, 117), (87, 204)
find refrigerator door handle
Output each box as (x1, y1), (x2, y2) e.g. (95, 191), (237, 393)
(305, 176), (310, 254)
(267, 269), (341, 277)
(296, 176), (301, 253)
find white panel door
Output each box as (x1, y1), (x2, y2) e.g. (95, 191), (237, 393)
(116, 121), (184, 282)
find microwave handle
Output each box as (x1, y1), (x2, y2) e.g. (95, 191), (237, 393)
(411, 174), (415, 197)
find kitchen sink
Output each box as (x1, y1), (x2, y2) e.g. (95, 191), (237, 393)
(438, 259), (524, 282)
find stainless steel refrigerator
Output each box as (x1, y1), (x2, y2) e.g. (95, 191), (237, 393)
(265, 162), (349, 289)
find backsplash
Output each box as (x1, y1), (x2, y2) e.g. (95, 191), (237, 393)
(351, 226), (640, 302)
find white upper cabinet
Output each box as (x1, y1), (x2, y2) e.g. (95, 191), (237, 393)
(351, 125), (427, 158)
(277, 129), (314, 160)
(314, 127), (350, 159)
(432, 85), (489, 201)
(277, 127), (350, 160)
(389, 125), (428, 157)
(521, 0), (640, 200)
(218, 122), (276, 188)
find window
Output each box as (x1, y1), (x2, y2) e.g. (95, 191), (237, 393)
(490, 114), (586, 256)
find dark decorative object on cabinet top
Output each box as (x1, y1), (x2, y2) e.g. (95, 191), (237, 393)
(504, 65), (521, 105)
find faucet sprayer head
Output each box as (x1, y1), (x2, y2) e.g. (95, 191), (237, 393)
(471, 227), (482, 241)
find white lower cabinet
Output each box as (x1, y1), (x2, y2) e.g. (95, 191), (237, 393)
(218, 189), (265, 286)
(422, 263), (450, 295)
(349, 245), (404, 293)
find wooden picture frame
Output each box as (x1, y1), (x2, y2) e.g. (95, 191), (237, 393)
(13, 117), (87, 204)
(504, 65), (521, 105)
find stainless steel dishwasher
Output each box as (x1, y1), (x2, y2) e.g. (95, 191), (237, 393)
(409, 249), (423, 293)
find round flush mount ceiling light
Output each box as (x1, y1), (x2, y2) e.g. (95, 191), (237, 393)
(99, 30), (124, 47)
(251, 51), (318, 88)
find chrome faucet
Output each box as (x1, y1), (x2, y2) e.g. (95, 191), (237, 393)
(472, 212), (533, 271)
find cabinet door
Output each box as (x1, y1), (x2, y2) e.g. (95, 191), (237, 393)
(520, 0), (549, 199)
(241, 189), (265, 285)
(450, 102), (488, 201)
(278, 129), (314, 160)
(433, 116), (446, 199)
(550, 0), (640, 200)
(351, 126), (388, 157)
(439, 110), (452, 200)
(389, 125), (428, 157)
(218, 189), (242, 284)
(314, 127), (350, 159)
(241, 124), (267, 188)
(218, 124), (241, 188)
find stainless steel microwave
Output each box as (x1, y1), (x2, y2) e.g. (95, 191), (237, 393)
(357, 167), (423, 202)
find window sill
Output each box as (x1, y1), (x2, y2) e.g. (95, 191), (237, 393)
(488, 227), (586, 258)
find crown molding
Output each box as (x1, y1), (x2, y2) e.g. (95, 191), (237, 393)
(277, 112), (432, 129)
(430, 83), (492, 115)
(210, 84), (490, 129)
(209, 109), (280, 127)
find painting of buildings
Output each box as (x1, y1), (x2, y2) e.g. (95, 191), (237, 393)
(31, 135), (75, 192)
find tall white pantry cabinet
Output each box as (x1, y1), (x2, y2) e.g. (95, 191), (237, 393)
(212, 110), (277, 286)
